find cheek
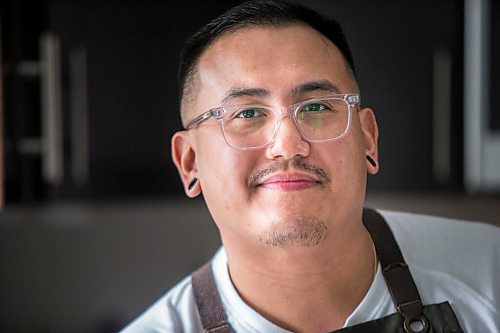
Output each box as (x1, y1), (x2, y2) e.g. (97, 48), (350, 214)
(322, 125), (366, 187)
(196, 140), (258, 213)
(340, 128), (368, 193)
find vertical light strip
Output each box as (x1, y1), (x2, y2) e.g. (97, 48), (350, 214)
(464, 0), (488, 192)
(40, 32), (64, 186)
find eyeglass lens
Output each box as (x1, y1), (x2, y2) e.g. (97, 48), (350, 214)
(221, 98), (350, 148)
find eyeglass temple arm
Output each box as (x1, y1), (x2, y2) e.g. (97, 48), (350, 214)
(185, 109), (222, 130)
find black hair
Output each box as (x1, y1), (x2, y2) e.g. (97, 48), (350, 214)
(178, 0), (356, 107)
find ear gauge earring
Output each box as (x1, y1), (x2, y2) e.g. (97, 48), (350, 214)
(188, 178), (198, 191)
(366, 155), (377, 168)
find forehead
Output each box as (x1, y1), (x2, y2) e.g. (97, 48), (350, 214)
(191, 24), (355, 111)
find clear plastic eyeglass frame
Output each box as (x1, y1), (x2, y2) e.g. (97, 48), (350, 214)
(185, 93), (360, 150)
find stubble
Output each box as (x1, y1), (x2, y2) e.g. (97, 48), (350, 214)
(259, 217), (328, 248)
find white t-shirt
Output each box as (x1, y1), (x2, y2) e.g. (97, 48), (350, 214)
(122, 210), (500, 332)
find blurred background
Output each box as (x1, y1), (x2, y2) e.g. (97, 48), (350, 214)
(0, 0), (499, 332)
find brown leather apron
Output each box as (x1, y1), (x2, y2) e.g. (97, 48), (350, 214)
(191, 208), (464, 333)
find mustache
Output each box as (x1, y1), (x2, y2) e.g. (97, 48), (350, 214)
(247, 158), (330, 188)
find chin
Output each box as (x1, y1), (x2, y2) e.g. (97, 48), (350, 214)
(258, 215), (329, 248)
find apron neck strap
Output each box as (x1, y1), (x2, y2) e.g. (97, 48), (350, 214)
(363, 208), (424, 325)
(191, 262), (233, 333)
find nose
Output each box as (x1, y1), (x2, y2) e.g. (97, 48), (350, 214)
(266, 116), (310, 159)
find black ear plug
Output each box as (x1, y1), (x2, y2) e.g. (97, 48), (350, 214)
(366, 155), (377, 168)
(188, 178), (198, 191)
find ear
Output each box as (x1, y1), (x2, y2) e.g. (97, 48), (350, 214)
(359, 108), (379, 174)
(171, 130), (201, 197)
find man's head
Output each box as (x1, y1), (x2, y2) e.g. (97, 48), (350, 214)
(172, 0), (378, 251)
(178, 0), (358, 126)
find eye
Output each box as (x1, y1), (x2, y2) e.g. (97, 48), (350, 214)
(302, 103), (328, 112)
(236, 108), (266, 118)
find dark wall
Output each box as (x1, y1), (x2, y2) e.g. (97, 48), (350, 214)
(50, 0), (464, 196)
(3, 0), (464, 201)
(48, 0), (244, 198)
(301, 0), (464, 191)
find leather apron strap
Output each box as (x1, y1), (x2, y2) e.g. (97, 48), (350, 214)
(336, 209), (463, 333)
(191, 262), (233, 333)
(362, 208), (427, 331)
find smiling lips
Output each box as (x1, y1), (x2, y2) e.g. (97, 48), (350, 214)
(258, 173), (322, 191)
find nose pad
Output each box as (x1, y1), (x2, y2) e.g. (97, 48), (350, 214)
(266, 115), (310, 159)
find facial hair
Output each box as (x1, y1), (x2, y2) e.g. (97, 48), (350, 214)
(248, 158), (330, 188)
(249, 157), (331, 248)
(259, 217), (328, 248)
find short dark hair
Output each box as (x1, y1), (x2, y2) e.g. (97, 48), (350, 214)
(178, 0), (356, 109)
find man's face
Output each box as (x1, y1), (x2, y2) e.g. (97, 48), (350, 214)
(172, 24), (378, 248)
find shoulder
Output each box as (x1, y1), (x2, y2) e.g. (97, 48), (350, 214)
(120, 274), (201, 333)
(378, 209), (500, 267)
(379, 209), (500, 236)
(378, 210), (500, 331)
(120, 248), (229, 333)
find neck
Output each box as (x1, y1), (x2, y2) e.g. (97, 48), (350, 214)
(222, 219), (376, 333)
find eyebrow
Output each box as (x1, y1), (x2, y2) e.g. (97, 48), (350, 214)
(292, 79), (339, 96)
(221, 87), (270, 104)
(220, 79), (339, 104)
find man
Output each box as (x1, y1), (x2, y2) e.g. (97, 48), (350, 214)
(123, 1), (499, 332)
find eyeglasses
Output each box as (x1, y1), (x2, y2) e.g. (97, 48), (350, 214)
(185, 93), (360, 150)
